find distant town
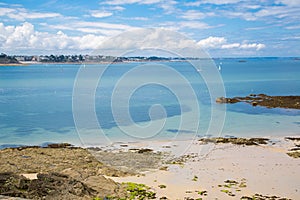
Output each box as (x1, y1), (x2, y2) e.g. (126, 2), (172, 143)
(0, 53), (188, 65)
(1, 53), (299, 65)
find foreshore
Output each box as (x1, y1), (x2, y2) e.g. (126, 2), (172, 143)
(0, 136), (299, 199)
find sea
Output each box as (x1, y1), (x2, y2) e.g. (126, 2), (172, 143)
(0, 57), (299, 148)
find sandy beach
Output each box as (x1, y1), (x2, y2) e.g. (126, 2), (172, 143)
(106, 137), (300, 199)
(1, 136), (299, 199)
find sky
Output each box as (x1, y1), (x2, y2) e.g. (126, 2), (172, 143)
(0, 0), (299, 57)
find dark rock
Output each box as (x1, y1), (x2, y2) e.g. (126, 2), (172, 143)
(137, 148), (153, 154)
(199, 137), (269, 146)
(216, 94), (300, 109)
(241, 193), (291, 200)
(159, 197), (168, 199)
(46, 143), (73, 148)
(0, 172), (96, 199)
(287, 151), (300, 158)
(290, 147), (300, 151)
(285, 137), (300, 141)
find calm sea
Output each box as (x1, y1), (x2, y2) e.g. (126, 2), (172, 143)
(0, 58), (299, 147)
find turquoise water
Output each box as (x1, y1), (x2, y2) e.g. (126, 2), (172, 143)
(0, 58), (299, 147)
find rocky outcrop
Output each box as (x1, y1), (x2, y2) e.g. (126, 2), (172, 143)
(216, 94), (300, 109)
(0, 172), (95, 200)
(199, 137), (269, 146)
(285, 137), (300, 158)
(89, 148), (165, 174)
(0, 144), (131, 199)
(0, 144), (166, 199)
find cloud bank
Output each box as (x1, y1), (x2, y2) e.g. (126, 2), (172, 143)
(0, 22), (266, 55)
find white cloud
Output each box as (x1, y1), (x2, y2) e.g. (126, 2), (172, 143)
(240, 43), (265, 50)
(197, 36), (226, 48)
(109, 6), (125, 11)
(90, 10), (113, 18)
(89, 5), (126, 18)
(102, 0), (178, 14)
(221, 42), (265, 51)
(221, 43), (240, 49)
(203, 0), (241, 4)
(15, 12), (61, 20)
(75, 34), (107, 50)
(92, 28), (204, 57)
(101, 0), (140, 5)
(276, 0), (300, 6)
(179, 21), (214, 29)
(198, 36), (265, 51)
(41, 20), (134, 38)
(181, 10), (205, 20)
(74, 21), (133, 30)
(255, 6), (300, 19)
(286, 25), (300, 29)
(0, 22), (107, 53)
(159, 0), (178, 14)
(281, 36), (300, 40)
(224, 11), (257, 21)
(76, 28), (123, 36)
(185, 0), (241, 6)
(0, 6), (61, 21)
(245, 26), (269, 31)
(0, 22), (267, 55)
(129, 17), (149, 20)
(101, 0), (162, 5)
(0, 7), (15, 16)
(223, 2), (300, 23)
(185, 1), (300, 29)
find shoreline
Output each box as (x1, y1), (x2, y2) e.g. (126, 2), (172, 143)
(0, 136), (299, 199)
(108, 136), (300, 199)
(0, 60), (188, 66)
(0, 63), (29, 66)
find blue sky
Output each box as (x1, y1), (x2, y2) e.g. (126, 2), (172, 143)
(0, 0), (299, 57)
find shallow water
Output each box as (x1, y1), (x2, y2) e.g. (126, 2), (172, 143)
(0, 58), (299, 147)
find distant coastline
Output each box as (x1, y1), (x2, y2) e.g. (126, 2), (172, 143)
(1, 53), (300, 67)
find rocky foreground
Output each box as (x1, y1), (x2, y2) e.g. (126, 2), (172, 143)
(0, 144), (164, 199)
(216, 94), (300, 109)
(0, 137), (299, 199)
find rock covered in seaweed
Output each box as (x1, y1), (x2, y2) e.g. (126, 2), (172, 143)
(216, 94), (300, 109)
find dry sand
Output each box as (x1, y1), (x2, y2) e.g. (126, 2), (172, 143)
(108, 137), (300, 199)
